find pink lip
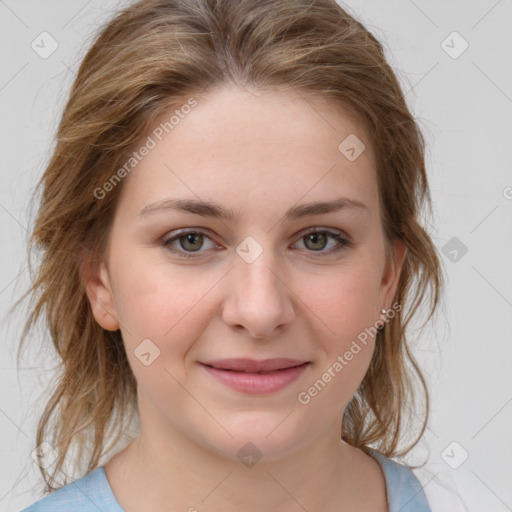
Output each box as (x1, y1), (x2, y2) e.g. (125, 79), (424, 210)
(202, 358), (308, 372)
(199, 358), (310, 394)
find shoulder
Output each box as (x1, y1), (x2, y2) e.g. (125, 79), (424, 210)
(21, 467), (124, 512)
(367, 448), (432, 512)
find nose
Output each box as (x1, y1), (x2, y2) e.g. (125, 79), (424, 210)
(221, 248), (296, 340)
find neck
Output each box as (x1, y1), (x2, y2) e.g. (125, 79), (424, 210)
(105, 398), (377, 512)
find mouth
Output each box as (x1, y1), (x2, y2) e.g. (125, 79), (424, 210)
(201, 358), (309, 373)
(199, 358), (311, 394)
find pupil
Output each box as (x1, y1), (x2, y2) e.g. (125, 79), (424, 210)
(181, 233), (202, 251)
(306, 233), (326, 251)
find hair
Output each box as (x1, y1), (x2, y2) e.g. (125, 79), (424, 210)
(13, 0), (445, 493)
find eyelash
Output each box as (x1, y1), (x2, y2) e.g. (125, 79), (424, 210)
(161, 228), (353, 259)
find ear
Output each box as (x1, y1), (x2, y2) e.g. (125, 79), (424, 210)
(78, 250), (120, 331)
(379, 239), (407, 309)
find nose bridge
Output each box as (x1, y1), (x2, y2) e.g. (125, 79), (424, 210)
(222, 237), (295, 338)
(237, 249), (281, 301)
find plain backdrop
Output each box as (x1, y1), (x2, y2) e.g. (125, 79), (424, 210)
(1, 1), (511, 511)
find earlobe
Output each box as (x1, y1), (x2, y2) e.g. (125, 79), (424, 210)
(79, 254), (120, 332)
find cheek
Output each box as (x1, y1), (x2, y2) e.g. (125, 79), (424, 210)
(292, 263), (381, 404)
(295, 271), (378, 411)
(113, 267), (218, 411)
(111, 255), (216, 361)
(294, 262), (381, 347)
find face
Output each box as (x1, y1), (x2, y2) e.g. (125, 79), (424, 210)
(84, 85), (405, 462)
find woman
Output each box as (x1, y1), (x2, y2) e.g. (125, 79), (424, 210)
(18, 0), (443, 510)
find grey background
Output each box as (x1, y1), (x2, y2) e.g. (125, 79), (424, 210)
(1, 1), (511, 511)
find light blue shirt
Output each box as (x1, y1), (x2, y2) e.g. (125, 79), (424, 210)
(21, 449), (431, 511)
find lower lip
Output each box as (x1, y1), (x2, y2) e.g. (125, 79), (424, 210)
(200, 363), (310, 394)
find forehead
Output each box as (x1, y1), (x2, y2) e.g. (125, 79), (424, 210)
(117, 85), (379, 221)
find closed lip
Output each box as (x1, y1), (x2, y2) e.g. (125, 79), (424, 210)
(199, 358), (309, 373)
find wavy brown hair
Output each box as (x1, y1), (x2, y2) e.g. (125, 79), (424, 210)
(13, 0), (445, 493)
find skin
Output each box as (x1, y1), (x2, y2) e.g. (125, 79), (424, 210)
(83, 84), (406, 511)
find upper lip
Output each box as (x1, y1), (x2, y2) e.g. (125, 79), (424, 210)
(200, 358), (309, 373)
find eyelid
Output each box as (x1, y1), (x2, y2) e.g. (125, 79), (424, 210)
(162, 228), (220, 257)
(294, 228), (353, 257)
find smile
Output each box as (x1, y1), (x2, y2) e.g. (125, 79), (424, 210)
(199, 359), (311, 394)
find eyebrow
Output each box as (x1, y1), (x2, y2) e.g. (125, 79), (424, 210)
(137, 197), (369, 221)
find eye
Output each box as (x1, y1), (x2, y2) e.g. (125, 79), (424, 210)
(162, 229), (218, 258)
(293, 229), (352, 256)
(161, 228), (353, 259)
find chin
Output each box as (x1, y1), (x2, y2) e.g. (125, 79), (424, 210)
(196, 412), (312, 465)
